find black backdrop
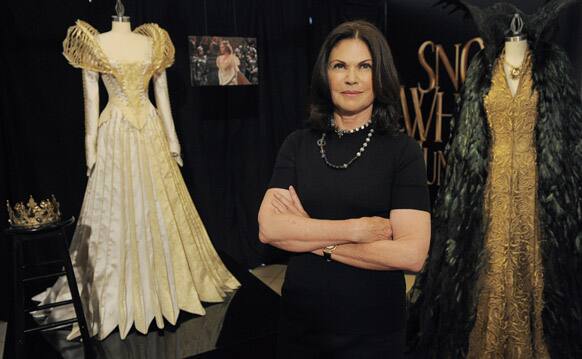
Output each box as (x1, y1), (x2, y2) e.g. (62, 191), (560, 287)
(1, 0), (580, 322)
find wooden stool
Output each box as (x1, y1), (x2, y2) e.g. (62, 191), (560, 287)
(5, 217), (92, 358)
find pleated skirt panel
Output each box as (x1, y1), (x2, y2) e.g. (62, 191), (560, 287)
(34, 109), (240, 340)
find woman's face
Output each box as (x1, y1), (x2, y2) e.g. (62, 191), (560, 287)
(327, 39), (374, 116)
(220, 43), (225, 54)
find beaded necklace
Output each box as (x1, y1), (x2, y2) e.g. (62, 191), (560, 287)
(317, 118), (374, 169)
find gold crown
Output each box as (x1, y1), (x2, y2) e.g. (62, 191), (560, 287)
(6, 195), (62, 229)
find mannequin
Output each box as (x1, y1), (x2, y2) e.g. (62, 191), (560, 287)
(502, 14), (528, 96)
(407, 1), (582, 358)
(97, 18), (150, 63)
(84, 10), (182, 173)
(34, 1), (240, 341)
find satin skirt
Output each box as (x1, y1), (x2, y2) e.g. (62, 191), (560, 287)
(34, 108), (240, 340)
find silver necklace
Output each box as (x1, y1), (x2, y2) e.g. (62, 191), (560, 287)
(331, 118), (372, 138)
(317, 127), (374, 169)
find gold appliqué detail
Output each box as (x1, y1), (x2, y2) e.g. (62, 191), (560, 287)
(63, 20), (175, 129)
(467, 53), (549, 359)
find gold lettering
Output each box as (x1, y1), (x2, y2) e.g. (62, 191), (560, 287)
(401, 86), (450, 143)
(434, 91), (452, 143)
(435, 43), (461, 92)
(417, 41), (436, 95)
(407, 38), (481, 187)
(410, 87), (428, 141)
(400, 86), (413, 135)
(426, 150), (447, 185)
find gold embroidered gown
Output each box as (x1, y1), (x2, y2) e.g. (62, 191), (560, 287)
(34, 20), (240, 340)
(467, 53), (549, 358)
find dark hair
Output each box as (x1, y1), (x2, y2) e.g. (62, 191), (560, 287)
(309, 20), (402, 134)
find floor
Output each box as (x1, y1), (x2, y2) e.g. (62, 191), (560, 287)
(3, 260), (419, 359)
(6, 253), (282, 359)
(250, 264), (417, 295)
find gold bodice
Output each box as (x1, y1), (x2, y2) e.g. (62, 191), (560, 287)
(100, 62), (154, 128)
(467, 53), (549, 358)
(63, 20), (174, 129)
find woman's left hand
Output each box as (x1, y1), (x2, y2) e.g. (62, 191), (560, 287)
(271, 186), (310, 218)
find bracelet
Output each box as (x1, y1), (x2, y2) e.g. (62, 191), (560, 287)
(322, 245), (337, 262)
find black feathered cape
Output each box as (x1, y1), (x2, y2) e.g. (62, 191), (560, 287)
(407, 1), (582, 358)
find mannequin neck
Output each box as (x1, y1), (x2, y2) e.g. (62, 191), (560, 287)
(111, 21), (132, 33)
(504, 39), (528, 65)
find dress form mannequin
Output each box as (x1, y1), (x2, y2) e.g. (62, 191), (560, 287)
(98, 18), (151, 62)
(88, 11), (183, 168)
(502, 14), (528, 96)
(97, 0), (149, 62)
(407, 1), (582, 357)
(33, 1), (241, 341)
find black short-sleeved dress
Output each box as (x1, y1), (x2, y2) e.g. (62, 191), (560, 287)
(269, 128), (430, 359)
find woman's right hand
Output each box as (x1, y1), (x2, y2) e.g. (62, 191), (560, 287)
(351, 217), (392, 243)
(271, 186), (310, 218)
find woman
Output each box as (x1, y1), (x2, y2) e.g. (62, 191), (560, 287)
(258, 21), (431, 358)
(216, 40), (249, 85)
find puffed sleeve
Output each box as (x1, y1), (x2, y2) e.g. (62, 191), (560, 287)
(134, 23), (175, 72)
(62, 20), (112, 73)
(157, 27), (175, 71)
(391, 136), (431, 211)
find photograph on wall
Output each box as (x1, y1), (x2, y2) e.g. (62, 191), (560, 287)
(189, 36), (259, 87)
